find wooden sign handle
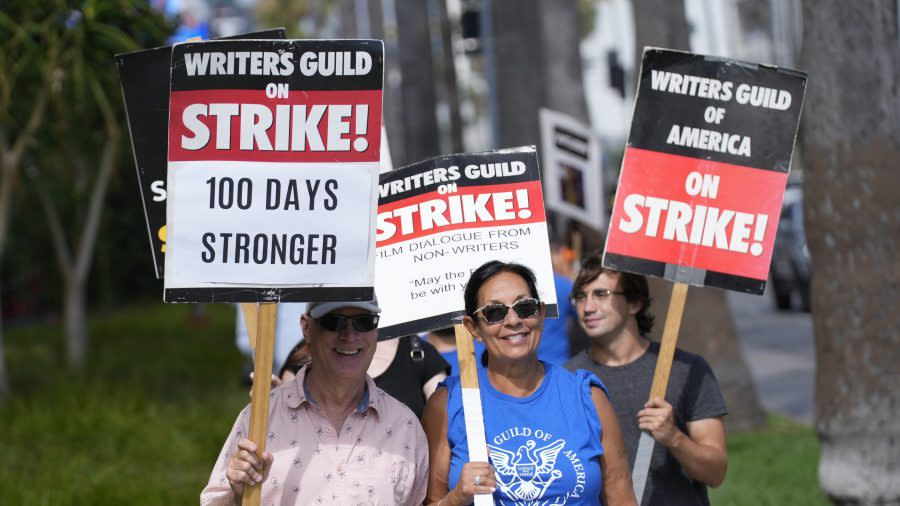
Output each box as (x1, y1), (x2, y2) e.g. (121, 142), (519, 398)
(240, 303), (258, 351)
(453, 323), (493, 506)
(648, 282), (689, 400)
(242, 302), (277, 506)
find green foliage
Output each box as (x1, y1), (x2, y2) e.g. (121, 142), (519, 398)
(0, 302), (249, 505)
(709, 415), (829, 506)
(0, 1), (174, 314)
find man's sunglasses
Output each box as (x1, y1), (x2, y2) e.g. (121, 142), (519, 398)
(474, 298), (542, 324)
(316, 313), (380, 332)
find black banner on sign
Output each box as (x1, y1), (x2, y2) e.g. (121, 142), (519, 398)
(171, 39), (384, 92)
(116, 29), (286, 279)
(629, 49), (806, 172)
(377, 150), (541, 206)
(603, 48), (807, 294)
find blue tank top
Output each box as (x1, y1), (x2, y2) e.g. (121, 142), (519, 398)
(442, 362), (607, 505)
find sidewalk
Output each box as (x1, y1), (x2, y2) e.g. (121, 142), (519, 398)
(728, 288), (816, 425)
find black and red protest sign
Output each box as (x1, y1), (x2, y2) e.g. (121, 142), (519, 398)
(374, 147), (558, 340)
(604, 48), (807, 294)
(164, 39), (383, 303)
(116, 29), (286, 279)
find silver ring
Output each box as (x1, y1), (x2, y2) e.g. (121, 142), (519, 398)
(474, 474), (481, 486)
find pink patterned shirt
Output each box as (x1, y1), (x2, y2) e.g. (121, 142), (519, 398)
(201, 366), (428, 506)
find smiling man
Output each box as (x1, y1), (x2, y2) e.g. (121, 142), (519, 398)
(201, 297), (429, 505)
(564, 252), (728, 506)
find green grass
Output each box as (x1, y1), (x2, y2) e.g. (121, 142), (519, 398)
(1, 302), (249, 505)
(1, 303), (829, 505)
(709, 415), (830, 505)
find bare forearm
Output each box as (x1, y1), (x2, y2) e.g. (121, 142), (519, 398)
(426, 488), (464, 506)
(601, 458), (638, 505)
(666, 430), (728, 487)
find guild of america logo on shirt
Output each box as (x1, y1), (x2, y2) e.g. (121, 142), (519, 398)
(487, 425), (587, 505)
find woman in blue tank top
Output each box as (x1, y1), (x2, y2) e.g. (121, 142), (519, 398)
(422, 261), (636, 505)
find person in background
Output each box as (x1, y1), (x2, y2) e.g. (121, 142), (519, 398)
(235, 303), (307, 386)
(537, 239), (584, 365)
(202, 297), (428, 505)
(422, 260), (636, 505)
(367, 334), (449, 418)
(565, 252), (728, 505)
(422, 326), (486, 376)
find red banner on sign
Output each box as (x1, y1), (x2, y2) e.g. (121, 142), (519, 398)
(606, 147), (788, 280)
(168, 89), (382, 163)
(376, 181), (546, 247)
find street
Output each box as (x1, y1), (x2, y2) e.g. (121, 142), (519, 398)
(728, 287), (816, 425)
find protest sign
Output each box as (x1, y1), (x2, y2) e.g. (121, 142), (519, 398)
(116, 29), (286, 279)
(604, 48), (806, 294)
(608, 48), (807, 504)
(374, 146), (558, 340)
(163, 39), (383, 303)
(539, 108), (605, 230)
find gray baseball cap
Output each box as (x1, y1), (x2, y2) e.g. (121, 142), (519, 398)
(305, 295), (381, 319)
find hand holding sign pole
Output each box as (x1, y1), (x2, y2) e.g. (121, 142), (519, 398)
(242, 302), (276, 506)
(603, 48), (806, 504)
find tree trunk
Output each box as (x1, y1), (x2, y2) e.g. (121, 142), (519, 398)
(0, 84), (51, 398)
(800, 1), (900, 503)
(395, 0), (440, 165)
(337, 0), (357, 38)
(436, 0), (464, 153)
(30, 132), (118, 372)
(539, 0), (590, 123)
(64, 280), (87, 369)
(632, 0), (766, 430)
(0, 166), (15, 399)
(492, 0), (544, 149)
(632, 0), (691, 80)
(0, 289), (8, 399)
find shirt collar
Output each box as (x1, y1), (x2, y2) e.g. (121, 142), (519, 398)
(285, 365), (380, 414)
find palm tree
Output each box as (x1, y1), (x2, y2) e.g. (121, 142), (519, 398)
(395, 0), (440, 164)
(799, 1), (900, 503)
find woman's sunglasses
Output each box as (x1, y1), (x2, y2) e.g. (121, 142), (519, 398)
(474, 298), (542, 324)
(316, 313), (380, 332)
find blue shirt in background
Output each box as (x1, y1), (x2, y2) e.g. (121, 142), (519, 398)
(538, 273), (577, 366)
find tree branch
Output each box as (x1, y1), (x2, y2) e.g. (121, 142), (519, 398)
(25, 162), (73, 285)
(74, 128), (118, 285)
(7, 78), (52, 169)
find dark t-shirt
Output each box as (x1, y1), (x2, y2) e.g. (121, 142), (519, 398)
(374, 335), (450, 419)
(565, 341), (727, 506)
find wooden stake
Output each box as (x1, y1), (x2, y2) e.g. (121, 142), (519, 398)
(454, 323), (493, 506)
(649, 282), (689, 400)
(242, 302), (277, 506)
(240, 303), (258, 351)
(632, 281), (689, 503)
